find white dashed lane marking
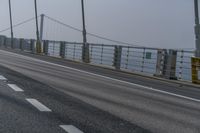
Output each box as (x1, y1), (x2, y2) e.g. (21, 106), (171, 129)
(7, 84), (24, 92)
(0, 75), (7, 80)
(60, 125), (84, 133)
(26, 98), (52, 112)
(0, 72), (83, 132)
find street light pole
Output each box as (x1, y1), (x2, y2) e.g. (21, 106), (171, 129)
(194, 0), (199, 25)
(34, 0), (41, 53)
(194, 0), (200, 57)
(81, 0), (87, 45)
(81, 0), (90, 63)
(8, 0), (14, 48)
(39, 14), (45, 42)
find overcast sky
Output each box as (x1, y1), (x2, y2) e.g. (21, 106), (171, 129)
(0, 0), (199, 49)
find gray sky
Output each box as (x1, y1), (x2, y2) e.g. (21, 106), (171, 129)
(0, 0), (198, 49)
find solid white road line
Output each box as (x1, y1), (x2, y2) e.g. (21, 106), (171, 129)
(7, 84), (24, 92)
(0, 75), (7, 80)
(1, 50), (200, 103)
(26, 98), (52, 112)
(60, 125), (84, 133)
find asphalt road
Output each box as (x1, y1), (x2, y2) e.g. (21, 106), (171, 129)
(0, 77), (66, 133)
(0, 62), (147, 133)
(0, 49), (200, 133)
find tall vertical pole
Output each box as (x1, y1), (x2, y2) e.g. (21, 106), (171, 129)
(81, 0), (87, 45)
(8, 0), (14, 48)
(194, 0), (200, 57)
(40, 14), (45, 42)
(34, 0), (41, 53)
(194, 0), (199, 25)
(81, 0), (90, 63)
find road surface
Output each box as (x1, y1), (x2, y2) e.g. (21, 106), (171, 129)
(0, 49), (200, 133)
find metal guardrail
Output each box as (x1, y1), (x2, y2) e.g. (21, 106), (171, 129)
(2, 37), (35, 52)
(176, 50), (194, 81)
(90, 44), (115, 67)
(121, 46), (158, 75)
(0, 36), (196, 82)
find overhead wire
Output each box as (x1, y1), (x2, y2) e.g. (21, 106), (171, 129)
(0, 14), (145, 47)
(44, 15), (141, 46)
(0, 17), (36, 33)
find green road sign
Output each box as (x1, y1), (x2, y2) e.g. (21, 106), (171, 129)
(146, 52), (152, 59)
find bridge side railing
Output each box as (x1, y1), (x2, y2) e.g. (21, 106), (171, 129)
(0, 36), (195, 82)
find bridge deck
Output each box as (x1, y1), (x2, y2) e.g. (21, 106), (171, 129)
(0, 48), (199, 133)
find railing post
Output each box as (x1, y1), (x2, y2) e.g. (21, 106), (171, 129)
(154, 49), (166, 77)
(90, 44), (93, 62)
(13, 38), (18, 49)
(163, 49), (177, 80)
(141, 48), (146, 72)
(100, 44), (104, 64)
(82, 43), (90, 63)
(113, 45), (122, 70)
(178, 50), (184, 80)
(30, 39), (36, 53)
(0, 36), (6, 47)
(19, 38), (24, 51)
(73, 44), (76, 60)
(11, 38), (14, 49)
(52, 41), (55, 56)
(4, 38), (7, 48)
(0, 37), (2, 47)
(60, 41), (66, 58)
(125, 46), (130, 69)
(65, 43), (68, 59)
(43, 40), (49, 55)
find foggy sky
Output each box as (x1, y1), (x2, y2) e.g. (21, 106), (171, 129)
(0, 0), (198, 49)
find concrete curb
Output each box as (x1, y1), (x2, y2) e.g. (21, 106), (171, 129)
(85, 63), (200, 88)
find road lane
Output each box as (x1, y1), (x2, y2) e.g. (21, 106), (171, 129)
(0, 66), (149, 133)
(0, 76), (66, 133)
(0, 49), (199, 133)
